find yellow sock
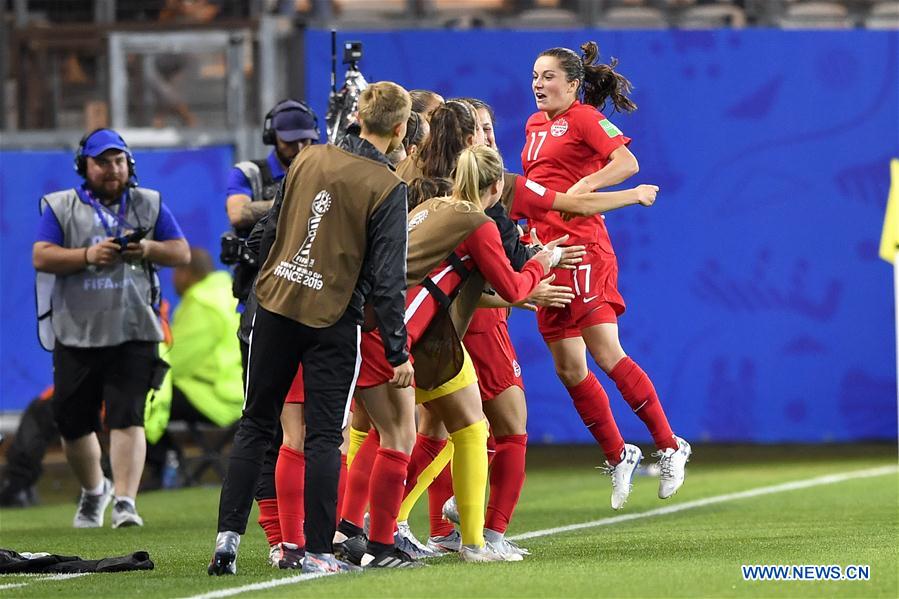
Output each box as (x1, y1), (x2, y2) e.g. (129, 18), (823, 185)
(397, 441), (454, 522)
(346, 426), (369, 469)
(448, 419), (489, 547)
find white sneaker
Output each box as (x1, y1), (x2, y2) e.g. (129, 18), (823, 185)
(427, 529), (462, 553)
(73, 478), (113, 528)
(655, 436), (691, 499)
(485, 539), (524, 562)
(268, 545), (280, 567)
(601, 444), (643, 510)
(442, 496), (460, 526)
(110, 499), (144, 528)
(395, 521), (435, 559)
(459, 544), (505, 563)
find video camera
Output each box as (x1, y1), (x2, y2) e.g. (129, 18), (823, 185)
(220, 231), (257, 268)
(326, 33), (368, 146)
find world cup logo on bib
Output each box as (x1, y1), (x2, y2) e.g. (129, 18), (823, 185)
(408, 209), (429, 231)
(293, 190), (332, 267)
(550, 118), (569, 137)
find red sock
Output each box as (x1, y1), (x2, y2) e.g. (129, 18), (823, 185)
(367, 447), (411, 545)
(567, 372), (626, 464)
(428, 464), (455, 538)
(486, 433), (497, 468)
(340, 429), (379, 527)
(404, 434), (447, 500)
(336, 453), (348, 526)
(609, 357), (677, 451)
(485, 434), (527, 534)
(275, 445), (306, 547)
(256, 498), (282, 546)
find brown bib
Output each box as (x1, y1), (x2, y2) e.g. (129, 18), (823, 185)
(256, 145), (402, 328)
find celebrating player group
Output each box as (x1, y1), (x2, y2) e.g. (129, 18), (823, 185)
(209, 39), (691, 576)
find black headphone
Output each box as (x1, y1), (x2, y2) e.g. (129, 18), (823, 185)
(74, 128), (138, 187)
(262, 99), (320, 146)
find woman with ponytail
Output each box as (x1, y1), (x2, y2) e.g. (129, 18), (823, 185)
(397, 99), (481, 182)
(335, 145), (572, 566)
(525, 41), (691, 510)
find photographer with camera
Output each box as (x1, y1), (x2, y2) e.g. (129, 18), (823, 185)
(223, 99), (320, 303)
(33, 129), (189, 529)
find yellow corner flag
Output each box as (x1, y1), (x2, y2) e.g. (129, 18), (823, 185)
(880, 159), (899, 264)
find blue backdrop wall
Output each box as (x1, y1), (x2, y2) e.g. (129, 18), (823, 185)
(1, 30), (896, 443)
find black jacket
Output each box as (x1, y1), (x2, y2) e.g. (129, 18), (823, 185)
(486, 202), (536, 272)
(255, 136), (409, 366)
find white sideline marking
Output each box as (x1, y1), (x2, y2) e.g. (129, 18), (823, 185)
(510, 465), (898, 541)
(182, 464), (897, 599)
(0, 572), (90, 590)
(182, 572), (335, 599)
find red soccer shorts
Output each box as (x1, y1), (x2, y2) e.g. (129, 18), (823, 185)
(356, 330), (408, 390)
(537, 243), (626, 343)
(285, 364), (305, 404)
(464, 319), (524, 401)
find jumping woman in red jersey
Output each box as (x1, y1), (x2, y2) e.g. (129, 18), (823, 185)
(524, 42), (691, 509)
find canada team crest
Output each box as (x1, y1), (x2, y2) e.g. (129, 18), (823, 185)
(550, 118), (568, 137)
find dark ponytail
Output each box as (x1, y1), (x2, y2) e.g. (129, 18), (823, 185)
(402, 111), (426, 153)
(416, 100), (477, 179)
(408, 176), (454, 210)
(539, 41), (636, 113)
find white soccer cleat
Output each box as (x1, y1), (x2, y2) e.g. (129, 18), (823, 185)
(268, 545), (280, 568)
(459, 544), (506, 563)
(442, 496), (460, 526)
(427, 529), (462, 553)
(602, 444), (643, 510)
(655, 436), (692, 499)
(485, 539), (525, 562)
(395, 520), (435, 559)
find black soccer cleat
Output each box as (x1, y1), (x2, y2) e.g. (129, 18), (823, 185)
(361, 546), (424, 569)
(207, 531), (240, 575)
(276, 543), (305, 569)
(334, 533), (368, 566)
(208, 551), (237, 576)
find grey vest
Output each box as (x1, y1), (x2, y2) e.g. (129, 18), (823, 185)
(233, 160), (280, 239)
(38, 188), (164, 348)
(235, 160), (281, 204)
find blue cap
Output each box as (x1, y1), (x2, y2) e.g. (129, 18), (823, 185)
(273, 107), (319, 143)
(82, 129), (131, 158)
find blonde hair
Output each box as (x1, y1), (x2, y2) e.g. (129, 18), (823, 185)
(358, 81), (412, 136)
(453, 145), (504, 207)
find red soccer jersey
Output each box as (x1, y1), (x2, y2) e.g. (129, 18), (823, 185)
(521, 101), (630, 248)
(467, 175), (556, 334)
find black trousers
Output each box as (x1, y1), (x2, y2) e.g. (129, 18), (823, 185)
(218, 306), (359, 553)
(239, 339), (281, 502)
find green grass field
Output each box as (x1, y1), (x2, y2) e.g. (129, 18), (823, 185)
(1, 445), (897, 598)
